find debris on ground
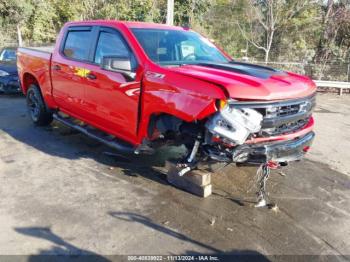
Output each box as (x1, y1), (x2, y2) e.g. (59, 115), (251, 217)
(210, 217), (216, 226)
(255, 163), (271, 208)
(278, 171), (287, 177)
(270, 204), (279, 212)
(255, 161), (280, 208)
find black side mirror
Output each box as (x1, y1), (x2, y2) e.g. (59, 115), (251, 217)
(101, 56), (135, 80)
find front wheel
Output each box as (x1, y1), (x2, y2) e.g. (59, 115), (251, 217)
(26, 84), (53, 126)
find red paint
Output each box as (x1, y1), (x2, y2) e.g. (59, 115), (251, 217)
(246, 117), (315, 144)
(170, 65), (317, 101)
(17, 20), (315, 147)
(303, 146), (311, 152)
(267, 161), (280, 169)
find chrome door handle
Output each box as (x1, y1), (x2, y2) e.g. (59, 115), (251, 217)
(52, 64), (61, 71)
(86, 73), (97, 80)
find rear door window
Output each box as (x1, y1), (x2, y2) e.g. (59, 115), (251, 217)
(63, 30), (92, 61)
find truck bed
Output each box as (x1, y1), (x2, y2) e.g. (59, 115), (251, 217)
(17, 47), (53, 104)
(22, 46), (55, 53)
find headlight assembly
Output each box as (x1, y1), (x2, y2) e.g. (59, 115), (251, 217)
(206, 106), (263, 145)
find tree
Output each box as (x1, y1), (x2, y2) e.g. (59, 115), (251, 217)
(316, 0), (350, 62)
(25, 0), (59, 43)
(205, 0), (250, 58)
(236, 0), (317, 62)
(0, 0), (34, 46)
(70, 0), (159, 22)
(306, 0), (350, 80)
(0, 0), (348, 72)
(173, 0), (212, 27)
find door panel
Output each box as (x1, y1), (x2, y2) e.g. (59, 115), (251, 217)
(83, 28), (141, 143)
(51, 27), (93, 115)
(83, 64), (141, 143)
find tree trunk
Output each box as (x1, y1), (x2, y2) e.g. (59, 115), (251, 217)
(17, 25), (23, 47)
(264, 49), (270, 63)
(264, 29), (274, 63)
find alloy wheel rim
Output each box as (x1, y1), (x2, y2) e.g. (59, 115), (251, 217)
(28, 91), (40, 121)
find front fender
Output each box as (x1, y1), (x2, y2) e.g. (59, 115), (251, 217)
(137, 69), (226, 142)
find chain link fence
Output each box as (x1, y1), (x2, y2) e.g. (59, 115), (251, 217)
(253, 61), (350, 82)
(2, 41), (349, 82)
(0, 42), (18, 48)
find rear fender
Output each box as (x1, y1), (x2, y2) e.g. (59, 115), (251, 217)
(17, 50), (56, 109)
(21, 73), (38, 95)
(21, 72), (56, 110)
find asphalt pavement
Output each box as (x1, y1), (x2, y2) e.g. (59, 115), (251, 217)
(0, 94), (349, 261)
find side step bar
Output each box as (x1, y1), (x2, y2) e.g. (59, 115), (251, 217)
(53, 113), (136, 153)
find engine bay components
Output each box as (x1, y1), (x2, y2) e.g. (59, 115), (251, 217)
(206, 104), (263, 145)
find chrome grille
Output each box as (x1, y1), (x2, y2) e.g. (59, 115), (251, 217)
(229, 94), (316, 136)
(260, 117), (310, 136)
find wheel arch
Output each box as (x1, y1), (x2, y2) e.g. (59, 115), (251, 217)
(146, 112), (206, 143)
(22, 73), (39, 95)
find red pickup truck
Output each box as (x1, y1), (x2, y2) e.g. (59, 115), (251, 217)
(17, 20), (316, 170)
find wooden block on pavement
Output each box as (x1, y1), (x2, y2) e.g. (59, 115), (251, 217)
(166, 161), (212, 198)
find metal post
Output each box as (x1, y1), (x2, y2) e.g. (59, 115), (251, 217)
(347, 62), (350, 82)
(166, 0), (174, 26)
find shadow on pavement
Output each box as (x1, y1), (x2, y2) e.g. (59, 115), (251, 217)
(14, 225), (270, 261)
(109, 211), (222, 253)
(14, 227), (110, 261)
(0, 96), (189, 187)
(108, 211), (270, 261)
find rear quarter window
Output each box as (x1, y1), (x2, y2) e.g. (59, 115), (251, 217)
(63, 30), (91, 61)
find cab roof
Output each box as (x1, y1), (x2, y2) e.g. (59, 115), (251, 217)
(65, 20), (188, 31)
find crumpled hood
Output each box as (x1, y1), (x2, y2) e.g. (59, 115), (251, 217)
(0, 61), (17, 75)
(168, 62), (316, 101)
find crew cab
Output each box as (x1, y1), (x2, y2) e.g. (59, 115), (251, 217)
(17, 21), (316, 170)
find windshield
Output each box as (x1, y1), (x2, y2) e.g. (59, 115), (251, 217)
(131, 28), (230, 65)
(0, 48), (17, 62)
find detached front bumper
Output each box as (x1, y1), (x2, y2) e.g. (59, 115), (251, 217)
(0, 75), (21, 94)
(232, 131), (315, 164)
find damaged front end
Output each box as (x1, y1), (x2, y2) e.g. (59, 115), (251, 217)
(203, 94), (316, 165)
(154, 95), (315, 207)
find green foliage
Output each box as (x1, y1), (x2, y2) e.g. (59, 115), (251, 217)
(0, 0), (348, 63)
(204, 0), (250, 58)
(25, 0), (59, 43)
(272, 2), (323, 62)
(0, 0), (34, 45)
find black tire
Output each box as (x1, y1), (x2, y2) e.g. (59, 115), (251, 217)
(26, 84), (53, 126)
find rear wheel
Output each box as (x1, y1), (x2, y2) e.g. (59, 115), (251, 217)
(26, 84), (53, 126)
